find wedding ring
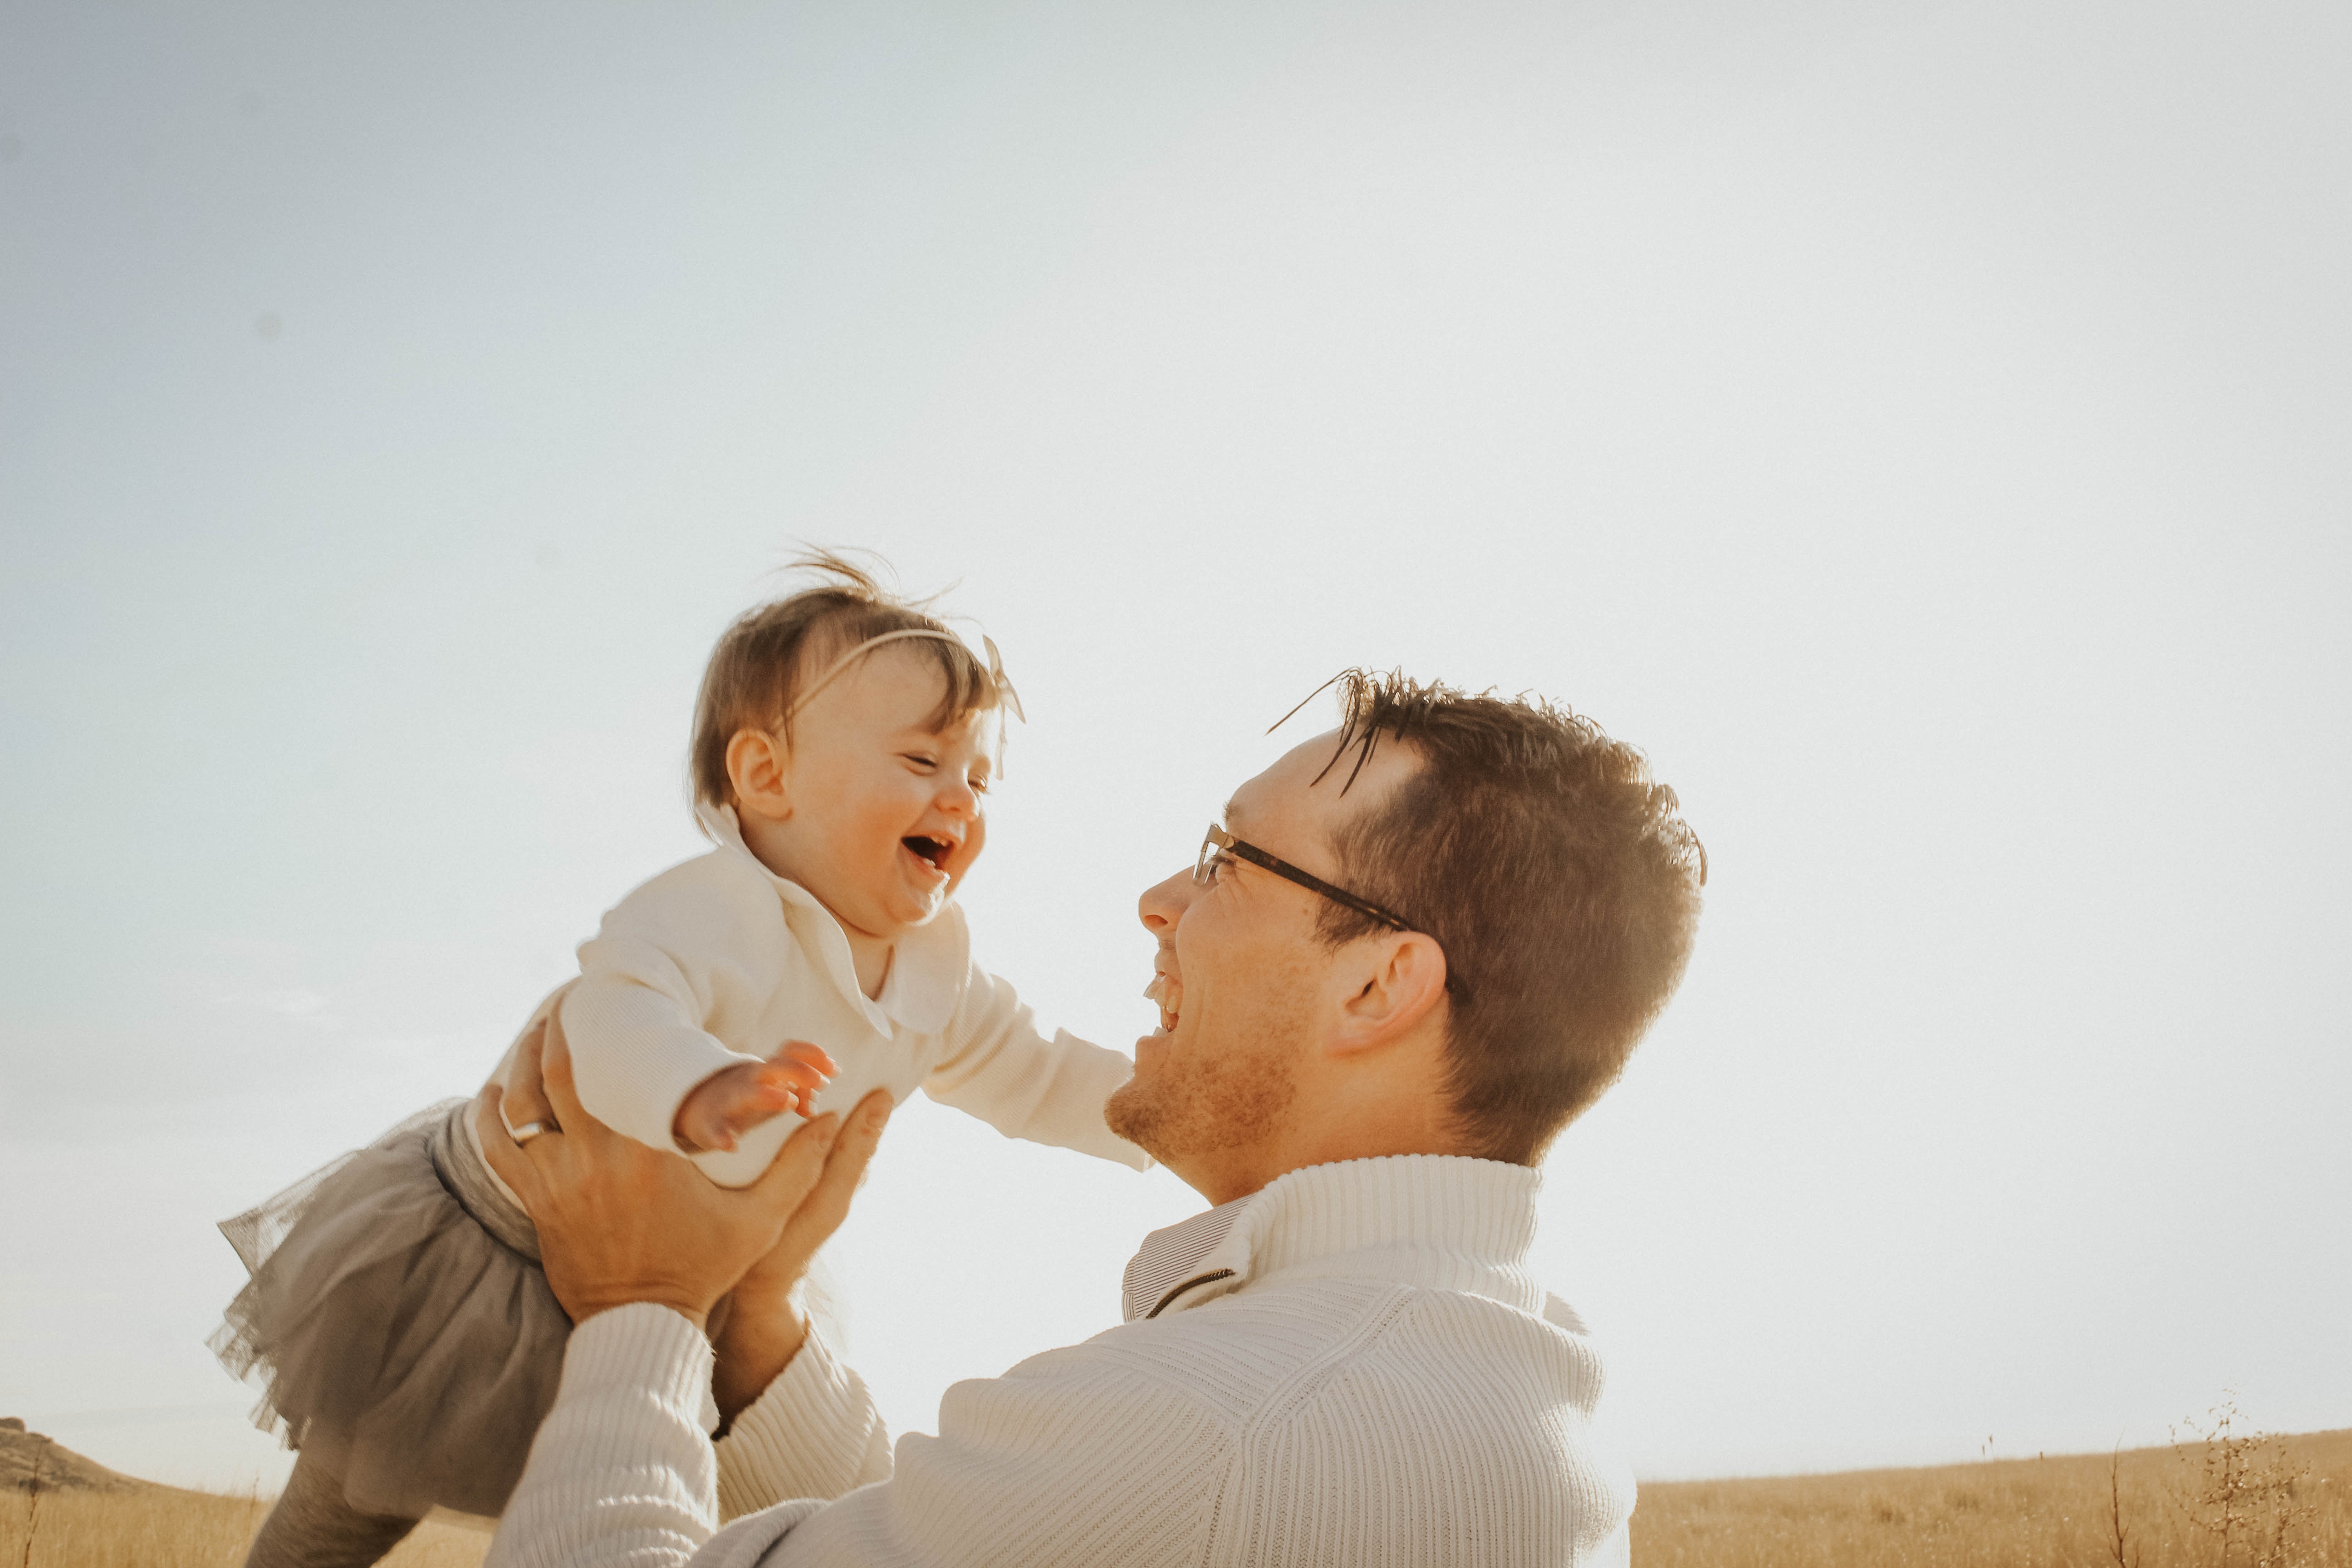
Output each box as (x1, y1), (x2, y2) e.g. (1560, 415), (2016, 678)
(510, 1120), (553, 1145)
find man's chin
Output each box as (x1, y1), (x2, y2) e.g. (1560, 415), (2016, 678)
(1102, 1079), (1164, 1158)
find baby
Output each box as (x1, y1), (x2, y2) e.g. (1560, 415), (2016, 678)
(212, 554), (1147, 1568)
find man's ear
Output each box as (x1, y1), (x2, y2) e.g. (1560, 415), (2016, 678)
(725, 729), (794, 822)
(1329, 932), (1449, 1057)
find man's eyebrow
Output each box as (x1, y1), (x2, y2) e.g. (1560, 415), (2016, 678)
(1220, 797), (1241, 827)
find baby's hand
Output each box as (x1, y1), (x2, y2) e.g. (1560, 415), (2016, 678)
(673, 1041), (838, 1155)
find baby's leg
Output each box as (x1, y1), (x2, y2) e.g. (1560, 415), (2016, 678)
(243, 1450), (419, 1568)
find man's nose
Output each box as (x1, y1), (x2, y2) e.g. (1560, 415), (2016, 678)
(1137, 866), (1194, 933)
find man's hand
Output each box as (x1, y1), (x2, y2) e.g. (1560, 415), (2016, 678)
(673, 1042), (838, 1154)
(475, 1012), (886, 1335)
(711, 1081), (892, 1421)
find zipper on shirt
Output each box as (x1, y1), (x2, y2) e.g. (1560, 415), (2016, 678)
(1147, 1269), (1235, 1319)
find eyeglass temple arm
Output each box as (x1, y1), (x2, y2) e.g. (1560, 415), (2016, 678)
(1221, 839), (1411, 931)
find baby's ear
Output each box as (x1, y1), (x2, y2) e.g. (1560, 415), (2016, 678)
(726, 728), (794, 820)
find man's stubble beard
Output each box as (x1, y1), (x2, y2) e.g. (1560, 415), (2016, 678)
(1105, 1025), (1300, 1169)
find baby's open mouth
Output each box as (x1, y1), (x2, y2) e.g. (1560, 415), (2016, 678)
(902, 835), (954, 872)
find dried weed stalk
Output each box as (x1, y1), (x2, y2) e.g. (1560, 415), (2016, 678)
(2167, 1397), (2318, 1568)
(17, 1436), (43, 1568)
(2109, 1444), (2141, 1568)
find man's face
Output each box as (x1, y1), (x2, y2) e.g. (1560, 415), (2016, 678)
(1107, 730), (1416, 1190)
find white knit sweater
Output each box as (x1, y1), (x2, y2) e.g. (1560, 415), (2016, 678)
(486, 1155), (1636, 1568)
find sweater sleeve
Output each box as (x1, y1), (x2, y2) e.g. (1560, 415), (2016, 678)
(714, 1329), (891, 1520)
(489, 1316), (1231, 1568)
(483, 1304), (725, 1568)
(698, 1346), (1232, 1568)
(559, 858), (784, 1162)
(919, 963), (1150, 1170)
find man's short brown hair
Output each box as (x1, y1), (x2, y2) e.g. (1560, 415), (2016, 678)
(1310, 671), (1705, 1165)
(688, 551), (1002, 810)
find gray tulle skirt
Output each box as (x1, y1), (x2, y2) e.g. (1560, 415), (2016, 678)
(211, 1100), (569, 1521)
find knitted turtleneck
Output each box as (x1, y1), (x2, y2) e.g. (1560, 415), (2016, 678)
(489, 1154), (1635, 1568)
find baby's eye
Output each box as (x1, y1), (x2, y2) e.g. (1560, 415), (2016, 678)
(968, 774), (991, 796)
(902, 753), (939, 771)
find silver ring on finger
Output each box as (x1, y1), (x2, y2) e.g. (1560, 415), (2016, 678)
(510, 1120), (554, 1146)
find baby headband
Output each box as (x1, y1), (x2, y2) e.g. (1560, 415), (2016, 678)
(784, 627), (1026, 769)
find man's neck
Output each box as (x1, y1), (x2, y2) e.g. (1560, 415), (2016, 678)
(1171, 1074), (1484, 1205)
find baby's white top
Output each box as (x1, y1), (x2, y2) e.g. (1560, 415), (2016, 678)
(464, 801), (1148, 1191)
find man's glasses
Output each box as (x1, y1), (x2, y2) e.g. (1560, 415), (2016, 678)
(1194, 824), (1413, 933)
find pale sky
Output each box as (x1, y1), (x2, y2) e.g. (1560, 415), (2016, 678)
(3, 0), (2347, 1494)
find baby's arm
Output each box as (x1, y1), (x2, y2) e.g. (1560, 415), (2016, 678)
(564, 856), (825, 1163)
(674, 1042), (836, 1154)
(922, 964), (1151, 1170)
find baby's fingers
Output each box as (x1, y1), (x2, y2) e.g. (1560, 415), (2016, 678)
(771, 1041), (838, 1078)
(753, 1042), (833, 1116)
(677, 1067), (807, 1152)
(732, 1063), (818, 1128)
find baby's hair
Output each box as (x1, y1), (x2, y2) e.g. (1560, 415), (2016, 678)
(688, 549), (1003, 811)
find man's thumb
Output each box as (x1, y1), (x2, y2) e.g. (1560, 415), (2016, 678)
(750, 1112), (840, 1210)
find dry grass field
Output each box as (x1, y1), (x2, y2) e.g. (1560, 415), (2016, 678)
(7, 1418), (2345, 1565)
(0, 1488), (490, 1568)
(2, 1425), (486, 1568)
(1635, 1426), (2352, 1567)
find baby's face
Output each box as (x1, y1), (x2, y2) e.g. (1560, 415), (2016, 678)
(760, 645), (995, 941)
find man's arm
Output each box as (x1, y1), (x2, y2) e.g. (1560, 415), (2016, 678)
(473, 1014), (1226, 1568)
(702, 1341), (1227, 1568)
(473, 1016), (892, 1568)
(506, 1301), (1229, 1568)
(490, 1305), (729, 1568)
(491, 1298), (879, 1568)
(714, 1312), (891, 1519)
(708, 1181), (892, 1516)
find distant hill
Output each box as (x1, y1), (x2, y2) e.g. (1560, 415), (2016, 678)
(2, 1419), (148, 1494)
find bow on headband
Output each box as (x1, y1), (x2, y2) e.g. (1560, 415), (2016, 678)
(784, 628), (1026, 772)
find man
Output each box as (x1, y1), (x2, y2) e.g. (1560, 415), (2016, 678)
(479, 671), (1705, 1568)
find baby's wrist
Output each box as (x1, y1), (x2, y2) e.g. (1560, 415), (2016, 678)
(671, 1087), (723, 1152)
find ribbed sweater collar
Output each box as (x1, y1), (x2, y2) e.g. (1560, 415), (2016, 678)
(1147, 1154), (1545, 1320)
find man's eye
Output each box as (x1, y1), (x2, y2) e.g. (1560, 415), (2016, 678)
(1207, 851), (1232, 883)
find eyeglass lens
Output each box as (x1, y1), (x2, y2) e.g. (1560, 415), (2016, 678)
(1194, 827), (1220, 886)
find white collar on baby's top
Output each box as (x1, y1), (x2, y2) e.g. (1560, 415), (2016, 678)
(694, 801), (970, 1036)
